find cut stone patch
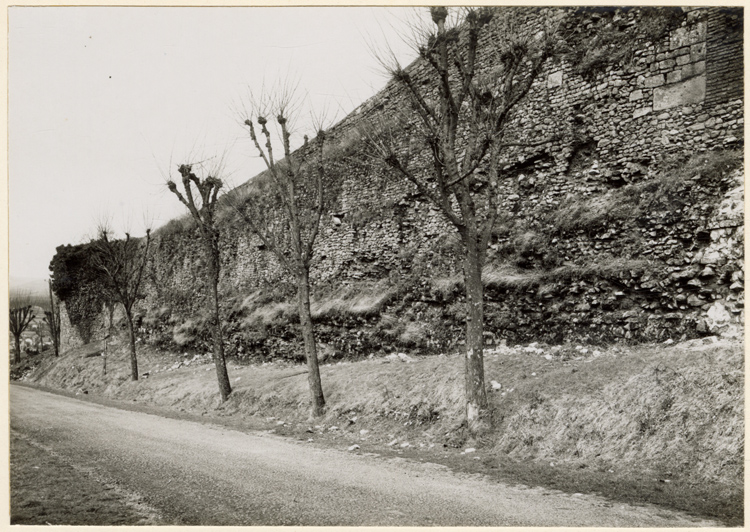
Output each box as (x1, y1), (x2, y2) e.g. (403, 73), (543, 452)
(653, 75), (705, 111)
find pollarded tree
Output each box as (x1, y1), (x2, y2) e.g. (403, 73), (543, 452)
(364, 7), (561, 436)
(44, 280), (62, 357)
(168, 163), (232, 401)
(10, 292), (35, 364)
(229, 89), (328, 417)
(90, 225), (152, 380)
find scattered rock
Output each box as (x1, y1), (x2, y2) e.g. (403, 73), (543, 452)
(464, 448), (476, 454)
(348, 444), (360, 451)
(700, 251), (722, 265)
(706, 301), (732, 333)
(677, 336), (719, 348)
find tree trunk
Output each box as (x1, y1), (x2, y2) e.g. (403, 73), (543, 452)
(125, 310), (139, 381)
(108, 303), (115, 335)
(462, 233), (491, 437)
(205, 235), (232, 402)
(14, 335), (21, 364)
(297, 267), (326, 417)
(52, 325), (59, 357)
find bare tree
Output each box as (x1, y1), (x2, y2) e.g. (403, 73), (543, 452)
(363, 7), (560, 436)
(10, 292), (35, 364)
(44, 281), (62, 357)
(229, 88), (328, 417)
(167, 163), (232, 401)
(90, 225), (152, 381)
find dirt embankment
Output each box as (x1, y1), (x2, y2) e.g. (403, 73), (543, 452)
(15, 334), (744, 525)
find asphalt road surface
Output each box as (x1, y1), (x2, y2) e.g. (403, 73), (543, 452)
(10, 385), (719, 526)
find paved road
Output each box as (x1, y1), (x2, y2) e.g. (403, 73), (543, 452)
(10, 385), (719, 526)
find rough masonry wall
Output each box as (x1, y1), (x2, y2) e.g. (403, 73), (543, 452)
(63, 7), (744, 358)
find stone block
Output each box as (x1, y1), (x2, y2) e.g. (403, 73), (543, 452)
(653, 74), (706, 111)
(690, 42), (706, 62)
(670, 27), (689, 49)
(706, 301), (732, 332)
(644, 74), (665, 88)
(689, 21), (706, 43)
(694, 60), (705, 74)
(700, 250), (722, 265)
(666, 71), (682, 84)
(659, 59), (676, 70)
(633, 107), (652, 119)
(547, 71), (563, 89)
(675, 54), (691, 66)
(629, 90), (644, 101)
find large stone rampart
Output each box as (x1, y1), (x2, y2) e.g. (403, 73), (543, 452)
(61, 7), (744, 357)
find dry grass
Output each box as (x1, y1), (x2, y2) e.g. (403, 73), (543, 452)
(242, 302), (296, 329)
(172, 317), (205, 346)
(489, 340), (743, 488)
(237, 283), (399, 329)
(311, 285), (397, 320)
(482, 263), (543, 290)
(433, 258), (650, 295)
(153, 214), (196, 238)
(553, 192), (634, 233)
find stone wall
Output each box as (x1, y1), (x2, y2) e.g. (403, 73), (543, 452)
(61, 7), (744, 357)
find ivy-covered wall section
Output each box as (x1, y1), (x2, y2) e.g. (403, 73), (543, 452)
(49, 243), (109, 346)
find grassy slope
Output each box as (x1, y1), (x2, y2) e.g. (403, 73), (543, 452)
(19, 335), (743, 525)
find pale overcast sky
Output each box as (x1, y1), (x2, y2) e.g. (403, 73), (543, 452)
(9, 6), (417, 281)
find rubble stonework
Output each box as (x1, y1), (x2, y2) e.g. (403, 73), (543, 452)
(60, 7), (743, 355)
